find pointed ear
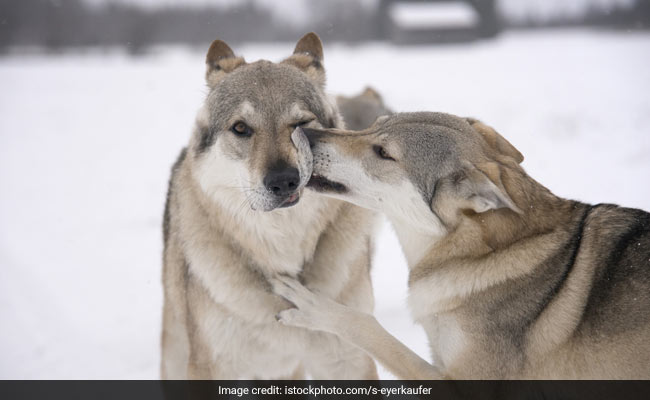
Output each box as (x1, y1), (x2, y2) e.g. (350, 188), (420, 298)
(466, 118), (524, 164)
(294, 32), (323, 61)
(457, 162), (521, 214)
(281, 32), (325, 87)
(360, 86), (383, 104)
(205, 39), (246, 88)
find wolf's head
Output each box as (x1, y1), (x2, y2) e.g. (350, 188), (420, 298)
(336, 87), (392, 131)
(190, 33), (340, 212)
(301, 113), (524, 231)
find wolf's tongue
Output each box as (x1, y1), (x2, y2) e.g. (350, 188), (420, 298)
(288, 193), (298, 202)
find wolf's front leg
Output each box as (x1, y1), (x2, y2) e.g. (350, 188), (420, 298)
(271, 275), (378, 379)
(271, 275), (365, 336)
(271, 275), (444, 380)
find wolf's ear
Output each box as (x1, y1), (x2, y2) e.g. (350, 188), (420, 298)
(294, 32), (323, 61)
(361, 87), (383, 104)
(205, 39), (246, 88)
(456, 162), (521, 214)
(466, 118), (524, 164)
(281, 32), (326, 87)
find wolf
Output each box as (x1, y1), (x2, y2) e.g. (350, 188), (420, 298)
(272, 113), (650, 379)
(160, 33), (382, 379)
(336, 87), (392, 131)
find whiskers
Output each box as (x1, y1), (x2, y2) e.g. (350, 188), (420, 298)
(217, 175), (299, 216)
(218, 179), (266, 218)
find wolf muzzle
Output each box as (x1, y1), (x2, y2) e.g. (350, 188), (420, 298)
(263, 161), (300, 200)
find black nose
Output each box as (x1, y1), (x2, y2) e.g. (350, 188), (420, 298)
(264, 165), (300, 197)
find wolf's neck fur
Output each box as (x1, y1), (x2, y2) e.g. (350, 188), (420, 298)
(190, 174), (338, 277)
(407, 164), (576, 315)
(389, 218), (444, 268)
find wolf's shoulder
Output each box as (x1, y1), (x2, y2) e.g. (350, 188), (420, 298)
(163, 147), (188, 246)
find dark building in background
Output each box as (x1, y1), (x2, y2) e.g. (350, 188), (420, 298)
(378, 0), (500, 44)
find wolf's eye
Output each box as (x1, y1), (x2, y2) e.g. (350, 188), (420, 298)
(292, 119), (315, 129)
(231, 121), (252, 137)
(373, 145), (395, 161)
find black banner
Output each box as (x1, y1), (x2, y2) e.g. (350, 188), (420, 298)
(1, 380), (649, 400)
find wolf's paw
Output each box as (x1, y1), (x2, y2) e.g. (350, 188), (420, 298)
(270, 274), (318, 309)
(275, 308), (312, 328)
(270, 275), (344, 334)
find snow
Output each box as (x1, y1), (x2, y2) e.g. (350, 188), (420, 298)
(1, 29), (649, 379)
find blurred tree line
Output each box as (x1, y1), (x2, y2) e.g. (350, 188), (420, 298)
(0, 0), (381, 53)
(0, 0), (289, 53)
(0, 0), (648, 53)
(507, 0), (650, 30)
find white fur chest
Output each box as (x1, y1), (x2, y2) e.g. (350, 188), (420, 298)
(380, 180), (446, 268)
(215, 188), (334, 276)
(209, 311), (318, 378)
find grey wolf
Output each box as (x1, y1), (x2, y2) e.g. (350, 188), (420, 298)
(336, 87), (392, 130)
(161, 33), (380, 379)
(272, 113), (650, 379)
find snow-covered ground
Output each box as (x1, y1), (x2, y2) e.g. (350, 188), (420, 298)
(1, 29), (649, 379)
